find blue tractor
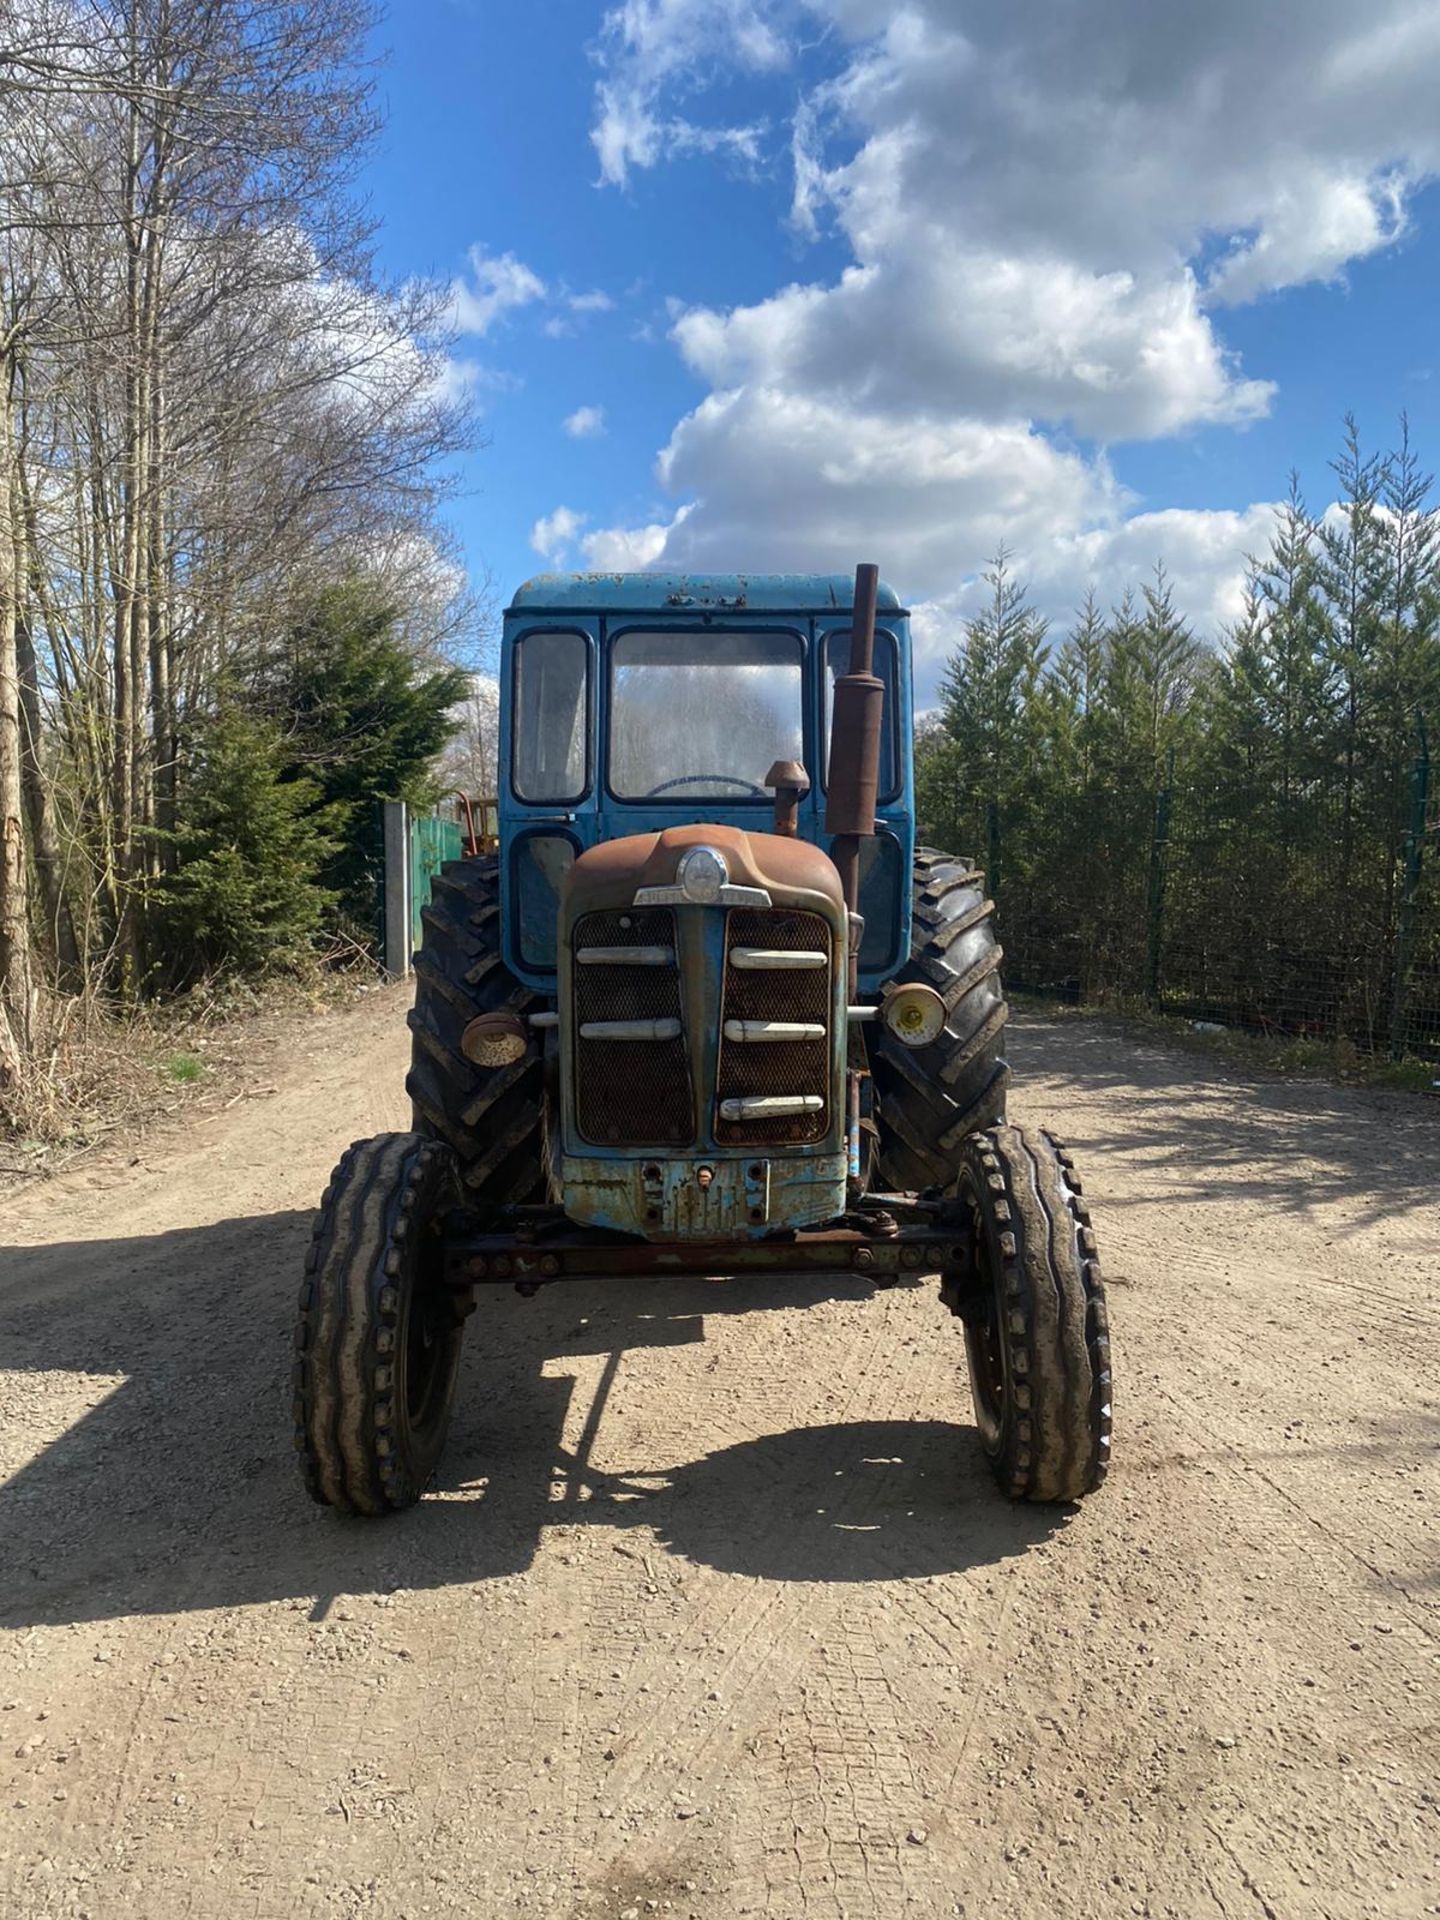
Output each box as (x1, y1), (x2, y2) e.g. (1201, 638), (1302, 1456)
(295, 567), (1112, 1513)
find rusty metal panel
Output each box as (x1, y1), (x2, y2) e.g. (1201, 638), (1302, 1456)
(443, 1216), (962, 1284)
(559, 1148), (847, 1241)
(565, 822), (844, 913)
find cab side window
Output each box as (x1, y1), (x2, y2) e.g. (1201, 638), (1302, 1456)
(513, 631), (589, 803)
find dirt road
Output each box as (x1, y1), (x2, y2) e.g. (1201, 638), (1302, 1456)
(2, 989), (1437, 1920)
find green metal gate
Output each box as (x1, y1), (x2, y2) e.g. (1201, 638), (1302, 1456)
(410, 813), (463, 953)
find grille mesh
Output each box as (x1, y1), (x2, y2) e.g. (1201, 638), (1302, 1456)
(716, 909), (832, 1144)
(574, 909), (693, 1146)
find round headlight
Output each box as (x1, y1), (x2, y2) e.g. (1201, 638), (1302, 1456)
(677, 845), (729, 903)
(882, 982), (946, 1048)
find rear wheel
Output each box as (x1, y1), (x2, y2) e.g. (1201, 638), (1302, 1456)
(405, 854), (548, 1208)
(943, 1124), (1112, 1502)
(872, 849), (1008, 1191)
(294, 1132), (464, 1514)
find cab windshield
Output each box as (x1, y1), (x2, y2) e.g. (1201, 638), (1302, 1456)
(609, 630), (803, 801)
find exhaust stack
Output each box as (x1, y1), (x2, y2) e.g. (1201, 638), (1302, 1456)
(824, 562), (885, 994)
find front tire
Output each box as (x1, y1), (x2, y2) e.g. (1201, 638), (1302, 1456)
(944, 1125), (1112, 1502)
(294, 1132), (464, 1514)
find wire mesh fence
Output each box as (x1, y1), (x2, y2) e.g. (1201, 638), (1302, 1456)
(992, 748), (1438, 1061)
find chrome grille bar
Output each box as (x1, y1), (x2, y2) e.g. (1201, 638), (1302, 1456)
(729, 947), (827, 970)
(720, 1094), (824, 1121)
(723, 1019), (825, 1043)
(576, 945), (674, 966)
(579, 1017), (682, 1042)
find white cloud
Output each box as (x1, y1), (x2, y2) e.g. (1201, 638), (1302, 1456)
(672, 257), (1273, 441)
(530, 505), (588, 562)
(433, 357), (484, 405)
(591, 0), (788, 185)
(447, 245), (546, 337)
(541, 287), (619, 339)
(635, 387), (1119, 580)
(563, 405), (607, 438)
(579, 1), (1440, 646)
(1206, 172), (1412, 306)
(909, 503), (1282, 708)
(582, 503), (694, 570)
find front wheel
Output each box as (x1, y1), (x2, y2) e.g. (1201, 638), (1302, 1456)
(943, 1125), (1112, 1502)
(294, 1133), (465, 1514)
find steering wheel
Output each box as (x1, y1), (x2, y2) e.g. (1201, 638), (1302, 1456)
(644, 772), (768, 798)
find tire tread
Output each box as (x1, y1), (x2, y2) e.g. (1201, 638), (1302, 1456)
(873, 848), (1009, 1189)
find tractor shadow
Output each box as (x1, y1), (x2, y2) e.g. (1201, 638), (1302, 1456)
(0, 1207), (1059, 1629)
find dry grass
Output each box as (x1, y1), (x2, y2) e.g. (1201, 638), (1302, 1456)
(0, 962), (384, 1181)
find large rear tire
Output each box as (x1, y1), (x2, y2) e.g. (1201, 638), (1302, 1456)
(872, 849), (1009, 1191)
(944, 1125), (1112, 1502)
(295, 1132), (465, 1514)
(405, 855), (548, 1209)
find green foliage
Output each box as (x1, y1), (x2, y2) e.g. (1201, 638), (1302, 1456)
(152, 710), (339, 984)
(932, 549), (1050, 890)
(254, 579), (469, 933)
(915, 420), (1440, 1057)
(147, 577), (470, 981)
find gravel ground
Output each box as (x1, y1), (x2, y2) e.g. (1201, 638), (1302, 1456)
(1, 988), (1436, 1919)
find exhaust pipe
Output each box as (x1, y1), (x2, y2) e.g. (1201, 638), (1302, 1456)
(825, 564), (885, 1198)
(825, 562), (884, 998)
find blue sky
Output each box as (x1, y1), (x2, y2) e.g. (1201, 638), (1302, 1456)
(362, 2), (1440, 699)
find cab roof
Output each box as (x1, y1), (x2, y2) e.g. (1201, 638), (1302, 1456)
(508, 571), (905, 614)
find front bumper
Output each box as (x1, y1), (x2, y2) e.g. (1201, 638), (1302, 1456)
(561, 1148), (848, 1242)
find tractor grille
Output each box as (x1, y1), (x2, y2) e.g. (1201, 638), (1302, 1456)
(573, 908), (694, 1146)
(715, 909), (832, 1145)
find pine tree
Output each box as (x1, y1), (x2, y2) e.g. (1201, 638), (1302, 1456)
(1375, 419), (1440, 894)
(1315, 416), (1390, 891)
(1129, 565), (1201, 783)
(1211, 478), (1336, 803)
(153, 711), (338, 983)
(937, 550), (1050, 898)
(1051, 589), (1108, 791)
(253, 579), (469, 934)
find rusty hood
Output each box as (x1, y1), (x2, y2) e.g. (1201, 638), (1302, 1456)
(564, 824), (844, 913)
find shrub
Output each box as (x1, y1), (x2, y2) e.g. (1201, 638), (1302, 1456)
(152, 710), (339, 984)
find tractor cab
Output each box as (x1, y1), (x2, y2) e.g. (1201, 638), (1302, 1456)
(497, 574), (916, 994)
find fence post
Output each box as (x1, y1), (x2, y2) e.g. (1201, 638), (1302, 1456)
(1388, 720), (1431, 1060)
(382, 798), (411, 980)
(1145, 756), (1174, 1006)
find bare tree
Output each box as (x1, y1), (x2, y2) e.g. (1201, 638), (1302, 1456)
(0, 0), (475, 1059)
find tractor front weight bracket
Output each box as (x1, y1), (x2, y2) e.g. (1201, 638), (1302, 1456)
(440, 1198), (967, 1296)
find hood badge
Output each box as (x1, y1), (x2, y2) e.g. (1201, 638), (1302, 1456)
(635, 844), (771, 909)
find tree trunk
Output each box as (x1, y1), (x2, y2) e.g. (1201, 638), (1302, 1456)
(0, 366), (35, 1078)
(14, 605), (79, 984)
(14, 377), (82, 984)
